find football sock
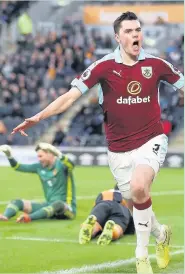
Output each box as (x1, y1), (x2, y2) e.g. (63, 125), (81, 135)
(92, 221), (102, 238)
(151, 211), (165, 242)
(4, 199), (24, 218)
(133, 198), (152, 258)
(112, 224), (123, 240)
(29, 206), (54, 220)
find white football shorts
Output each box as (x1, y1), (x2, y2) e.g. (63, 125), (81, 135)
(107, 134), (168, 198)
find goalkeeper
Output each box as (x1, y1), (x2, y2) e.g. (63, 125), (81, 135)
(0, 143), (76, 223)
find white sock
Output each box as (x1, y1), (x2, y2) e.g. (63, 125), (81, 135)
(133, 205), (152, 258)
(151, 211), (165, 242)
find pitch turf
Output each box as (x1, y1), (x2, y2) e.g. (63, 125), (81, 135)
(0, 167), (183, 273)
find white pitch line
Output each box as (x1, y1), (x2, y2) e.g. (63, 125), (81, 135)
(3, 236), (184, 249)
(151, 190), (184, 196)
(4, 236), (78, 244)
(0, 190), (184, 205)
(37, 249), (184, 274)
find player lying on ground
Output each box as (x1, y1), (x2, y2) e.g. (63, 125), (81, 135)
(79, 189), (135, 245)
(11, 11), (184, 274)
(0, 143), (76, 223)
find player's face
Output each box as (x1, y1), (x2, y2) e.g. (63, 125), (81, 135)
(115, 20), (143, 57)
(37, 150), (53, 167)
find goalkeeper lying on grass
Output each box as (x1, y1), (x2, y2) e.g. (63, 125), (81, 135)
(0, 143), (76, 223)
(79, 189), (135, 246)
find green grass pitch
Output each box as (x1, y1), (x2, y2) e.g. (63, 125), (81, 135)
(0, 167), (183, 273)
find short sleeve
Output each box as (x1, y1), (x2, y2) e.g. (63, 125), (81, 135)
(71, 60), (105, 94)
(159, 59), (184, 90)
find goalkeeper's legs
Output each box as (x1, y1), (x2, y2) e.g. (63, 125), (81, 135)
(16, 201), (50, 222)
(0, 200), (49, 221)
(17, 200), (72, 222)
(1, 199), (25, 220)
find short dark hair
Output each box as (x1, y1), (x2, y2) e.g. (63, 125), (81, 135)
(113, 11), (138, 34)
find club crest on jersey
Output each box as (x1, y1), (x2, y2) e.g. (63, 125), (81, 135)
(141, 67), (152, 79)
(81, 69), (91, 81)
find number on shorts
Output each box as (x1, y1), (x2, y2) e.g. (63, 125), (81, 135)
(153, 144), (160, 155)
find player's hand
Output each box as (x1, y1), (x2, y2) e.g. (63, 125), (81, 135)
(0, 145), (12, 158)
(11, 115), (40, 136)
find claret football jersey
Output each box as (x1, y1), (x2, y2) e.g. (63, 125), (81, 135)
(71, 47), (184, 152)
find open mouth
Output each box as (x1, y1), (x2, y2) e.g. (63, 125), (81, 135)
(132, 41), (139, 51)
(133, 41), (139, 46)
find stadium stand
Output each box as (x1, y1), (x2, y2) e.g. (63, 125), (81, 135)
(0, 2), (183, 146)
(0, 1), (31, 25)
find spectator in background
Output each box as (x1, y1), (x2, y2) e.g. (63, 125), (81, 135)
(166, 40), (178, 55)
(62, 135), (80, 146)
(2, 58), (13, 78)
(45, 63), (56, 86)
(2, 90), (12, 104)
(0, 120), (7, 135)
(155, 16), (166, 25)
(6, 135), (15, 145)
(52, 125), (66, 146)
(162, 120), (172, 136)
(89, 116), (103, 135)
(0, 1), (30, 25)
(17, 11), (33, 37)
(104, 34), (113, 49)
(72, 47), (86, 73)
(12, 101), (24, 118)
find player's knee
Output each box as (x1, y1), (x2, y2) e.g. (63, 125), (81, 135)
(112, 224), (123, 240)
(22, 200), (32, 213)
(130, 167), (153, 201)
(11, 199), (24, 210)
(51, 201), (65, 213)
(130, 179), (147, 202)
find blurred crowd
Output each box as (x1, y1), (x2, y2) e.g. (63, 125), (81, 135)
(0, 5), (183, 146)
(0, 1), (30, 25)
(0, 17), (114, 145)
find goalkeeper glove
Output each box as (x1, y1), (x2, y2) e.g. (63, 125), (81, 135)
(0, 145), (13, 158)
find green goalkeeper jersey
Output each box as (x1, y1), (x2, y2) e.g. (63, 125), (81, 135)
(9, 155), (76, 214)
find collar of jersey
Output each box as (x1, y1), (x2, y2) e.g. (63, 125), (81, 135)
(114, 46), (146, 63)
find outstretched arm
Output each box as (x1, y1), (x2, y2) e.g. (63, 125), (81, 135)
(0, 145), (38, 173)
(12, 57), (106, 136)
(11, 56), (106, 137)
(11, 87), (82, 136)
